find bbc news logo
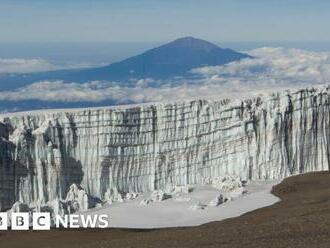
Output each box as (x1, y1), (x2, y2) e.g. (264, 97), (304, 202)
(0, 213), (109, 230)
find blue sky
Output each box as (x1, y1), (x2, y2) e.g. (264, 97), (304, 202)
(0, 0), (329, 43)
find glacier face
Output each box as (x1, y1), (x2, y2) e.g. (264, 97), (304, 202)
(0, 87), (329, 210)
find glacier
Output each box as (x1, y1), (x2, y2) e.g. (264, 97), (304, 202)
(0, 87), (329, 211)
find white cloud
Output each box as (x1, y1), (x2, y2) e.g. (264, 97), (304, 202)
(0, 47), (329, 104)
(0, 58), (98, 74)
(191, 47), (330, 84)
(0, 58), (57, 74)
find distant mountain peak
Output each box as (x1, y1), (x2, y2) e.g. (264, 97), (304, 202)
(0, 37), (253, 90)
(163, 37), (221, 51)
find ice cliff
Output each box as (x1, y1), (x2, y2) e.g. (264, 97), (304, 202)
(0, 87), (329, 210)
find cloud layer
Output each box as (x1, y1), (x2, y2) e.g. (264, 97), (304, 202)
(0, 58), (58, 74)
(192, 47), (330, 85)
(0, 58), (98, 74)
(0, 47), (329, 105)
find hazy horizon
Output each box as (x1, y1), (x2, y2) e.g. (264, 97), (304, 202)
(1, 40), (330, 65)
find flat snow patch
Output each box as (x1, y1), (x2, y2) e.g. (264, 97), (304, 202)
(81, 181), (279, 228)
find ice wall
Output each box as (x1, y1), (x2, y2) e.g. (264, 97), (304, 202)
(0, 87), (329, 210)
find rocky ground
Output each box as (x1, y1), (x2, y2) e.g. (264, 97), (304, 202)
(1, 171), (330, 248)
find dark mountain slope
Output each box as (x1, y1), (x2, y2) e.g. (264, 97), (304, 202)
(0, 37), (252, 90)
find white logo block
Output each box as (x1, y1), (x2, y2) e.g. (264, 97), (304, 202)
(33, 213), (51, 230)
(11, 213), (29, 230)
(0, 213), (8, 230)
